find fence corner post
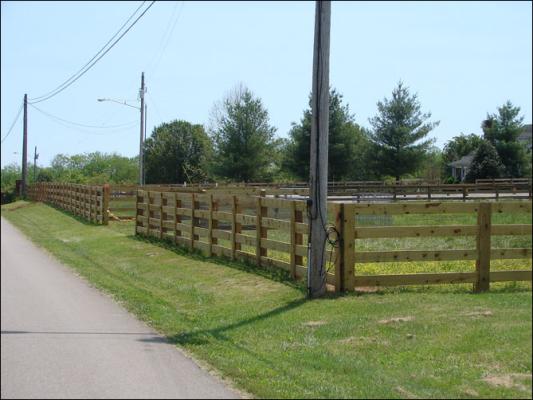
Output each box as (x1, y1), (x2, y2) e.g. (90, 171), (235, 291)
(102, 184), (110, 225)
(342, 203), (356, 292)
(474, 202), (491, 292)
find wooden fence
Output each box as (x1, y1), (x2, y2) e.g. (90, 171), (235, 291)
(135, 188), (532, 292)
(340, 201), (532, 292)
(27, 182), (110, 225)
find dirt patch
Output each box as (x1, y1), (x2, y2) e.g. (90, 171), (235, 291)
(378, 316), (415, 324)
(483, 373), (532, 392)
(7, 203), (36, 211)
(464, 310), (493, 317)
(395, 386), (419, 399)
(462, 388), (479, 397)
(303, 320), (327, 328)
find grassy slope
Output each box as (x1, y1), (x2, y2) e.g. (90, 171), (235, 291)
(2, 201), (532, 399)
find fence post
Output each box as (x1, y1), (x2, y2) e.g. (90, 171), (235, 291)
(333, 203), (343, 292)
(474, 202), (491, 292)
(231, 196), (238, 260)
(173, 192), (178, 244)
(208, 194), (213, 257)
(256, 190), (267, 266)
(135, 188), (140, 235)
(190, 193), (195, 251)
(159, 192), (164, 240)
(102, 184), (110, 225)
(290, 201), (297, 279)
(342, 203), (356, 291)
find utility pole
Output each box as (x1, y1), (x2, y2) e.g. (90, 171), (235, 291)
(33, 146), (39, 182)
(21, 94), (28, 198)
(308, 0), (331, 298)
(143, 102), (147, 185)
(139, 72), (145, 186)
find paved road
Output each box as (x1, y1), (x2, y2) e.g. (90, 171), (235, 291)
(0, 217), (239, 399)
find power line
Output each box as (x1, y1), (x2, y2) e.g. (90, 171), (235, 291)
(146, 1), (185, 77)
(29, 1), (156, 104)
(1, 102), (24, 144)
(29, 103), (137, 129)
(29, 1), (146, 103)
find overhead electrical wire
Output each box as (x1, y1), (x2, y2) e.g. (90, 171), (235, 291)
(1, 102), (24, 144)
(29, 103), (137, 129)
(29, 0), (156, 104)
(146, 1), (185, 77)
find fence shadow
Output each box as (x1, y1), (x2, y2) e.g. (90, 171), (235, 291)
(129, 233), (307, 294)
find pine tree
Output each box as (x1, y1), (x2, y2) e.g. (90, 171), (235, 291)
(368, 81), (439, 182)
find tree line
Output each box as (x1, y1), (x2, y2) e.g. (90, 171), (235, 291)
(2, 81), (531, 198)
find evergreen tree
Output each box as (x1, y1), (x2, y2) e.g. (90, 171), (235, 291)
(283, 89), (371, 181)
(210, 84), (279, 182)
(465, 140), (505, 182)
(482, 101), (528, 177)
(368, 81), (439, 182)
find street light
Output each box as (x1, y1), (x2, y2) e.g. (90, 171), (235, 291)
(97, 74), (146, 186)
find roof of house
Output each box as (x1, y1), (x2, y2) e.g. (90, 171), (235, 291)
(449, 153), (475, 168)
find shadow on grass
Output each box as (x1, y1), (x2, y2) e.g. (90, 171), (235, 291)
(129, 233), (309, 295)
(165, 297), (307, 347)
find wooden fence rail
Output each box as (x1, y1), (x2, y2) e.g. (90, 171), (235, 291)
(27, 182), (110, 225)
(135, 187), (531, 293)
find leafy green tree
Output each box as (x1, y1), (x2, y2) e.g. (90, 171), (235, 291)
(144, 120), (212, 184)
(368, 81), (439, 182)
(482, 101), (528, 177)
(1, 163), (21, 192)
(283, 89), (372, 181)
(210, 84), (279, 182)
(465, 140), (505, 182)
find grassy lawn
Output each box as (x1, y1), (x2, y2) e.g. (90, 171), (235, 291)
(2, 201), (532, 399)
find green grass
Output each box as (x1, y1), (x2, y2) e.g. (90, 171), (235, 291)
(2, 201), (532, 399)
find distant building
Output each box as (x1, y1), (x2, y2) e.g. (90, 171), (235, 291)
(517, 124), (532, 151)
(448, 124), (532, 181)
(449, 152), (475, 181)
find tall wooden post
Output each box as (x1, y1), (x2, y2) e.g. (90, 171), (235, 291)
(308, 0), (331, 298)
(21, 94), (28, 197)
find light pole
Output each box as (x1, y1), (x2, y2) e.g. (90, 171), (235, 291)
(97, 72), (147, 185)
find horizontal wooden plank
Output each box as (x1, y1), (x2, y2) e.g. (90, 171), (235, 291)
(212, 211), (233, 222)
(354, 225), (478, 239)
(235, 213), (256, 226)
(212, 229), (231, 240)
(262, 217), (290, 230)
(490, 270), (532, 282)
(194, 227), (209, 237)
(353, 272), (477, 287)
(260, 256), (291, 271)
(491, 248), (532, 259)
(176, 208), (192, 217)
(162, 220), (174, 229)
(176, 222), (190, 232)
(194, 209), (210, 219)
(148, 217), (161, 227)
(491, 224), (532, 236)
(212, 244), (232, 258)
(161, 205), (175, 214)
(352, 202), (479, 215)
(176, 236), (191, 246)
(261, 238), (290, 253)
(136, 226), (148, 235)
(355, 249), (478, 263)
(193, 241), (209, 252)
(235, 233), (257, 247)
(492, 202), (531, 214)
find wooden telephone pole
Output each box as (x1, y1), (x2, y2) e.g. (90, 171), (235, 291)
(21, 94), (28, 198)
(308, 0), (331, 298)
(139, 72), (146, 186)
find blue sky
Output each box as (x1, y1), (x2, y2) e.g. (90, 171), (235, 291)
(1, 1), (532, 168)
